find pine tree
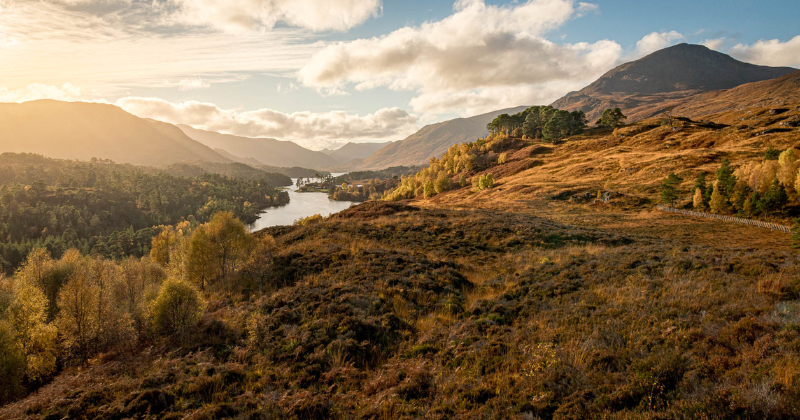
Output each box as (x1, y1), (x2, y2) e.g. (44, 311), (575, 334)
(709, 182), (728, 213)
(660, 173), (682, 205)
(715, 159), (737, 199)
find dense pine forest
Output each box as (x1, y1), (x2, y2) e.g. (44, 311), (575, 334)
(0, 154), (289, 273)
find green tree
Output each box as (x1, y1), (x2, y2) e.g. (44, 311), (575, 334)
(758, 179), (789, 215)
(660, 173), (682, 205)
(423, 181), (436, 198)
(150, 279), (204, 341)
(709, 182), (728, 213)
(596, 108), (627, 128)
(765, 145), (781, 160)
(0, 320), (26, 404)
(434, 173), (452, 195)
(715, 159), (737, 199)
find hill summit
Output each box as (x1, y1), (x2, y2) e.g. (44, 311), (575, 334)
(551, 43), (796, 122)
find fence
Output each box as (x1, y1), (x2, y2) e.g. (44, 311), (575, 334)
(656, 205), (793, 233)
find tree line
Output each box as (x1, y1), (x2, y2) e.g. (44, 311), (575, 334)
(661, 147), (800, 219)
(0, 154), (288, 273)
(487, 105), (589, 144)
(0, 211), (271, 404)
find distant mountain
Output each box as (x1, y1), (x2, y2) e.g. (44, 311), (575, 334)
(328, 141), (394, 165)
(551, 43), (796, 122)
(0, 100), (231, 166)
(177, 125), (338, 170)
(357, 106), (528, 169)
(212, 148), (265, 166)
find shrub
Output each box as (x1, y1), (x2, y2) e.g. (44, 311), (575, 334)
(150, 279), (204, 341)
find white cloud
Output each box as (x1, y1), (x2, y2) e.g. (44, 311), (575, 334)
(702, 37), (726, 51)
(170, 0), (382, 32)
(633, 31), (684, 58)
(297, 0), (621, 116)
(0, 1), (320, 97)
(277, 82), (299, 93)
(728, 35), (800, 68)
(576, 2), (599, 17)
(0, 83), (81, 102)
(178, 78), (211, 91)
(115, 97), (418, 148)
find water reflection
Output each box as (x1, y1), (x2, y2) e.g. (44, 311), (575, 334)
(248, 178), (357, 231)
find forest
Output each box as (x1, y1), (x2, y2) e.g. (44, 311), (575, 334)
(0, 154), (289, 273)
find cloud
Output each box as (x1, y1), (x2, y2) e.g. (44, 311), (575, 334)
(297, 0), (620, 116)
(0, 1), (320, 97)
(702, 37), (726, 51)
(277, 82), (299, 93)
(633, 31), (684, 58)
(728, 35), (800, 68)
(171, 0), (382, 32)
(576, 2), (599, 16)
(0, 83), (82, 102)
(115, 97), (418, 149)
(178, 78), (211, 91)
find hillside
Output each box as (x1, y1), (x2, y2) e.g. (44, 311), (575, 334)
(177, 124), (339, 170)
(676, 70), (800, 120)
(551, 43), (796, 123)
(0, 100), (231, 166)
(4, 69), (800, 420)
(356, 106), (528, 169)
(327, 141), (393, 165)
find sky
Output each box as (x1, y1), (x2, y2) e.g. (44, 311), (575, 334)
(0, 0), (798, 150)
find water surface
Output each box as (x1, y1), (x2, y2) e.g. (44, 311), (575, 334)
(248, 178), (356, 231)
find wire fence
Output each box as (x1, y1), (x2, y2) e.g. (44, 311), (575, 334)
(656, 205), (793, 233)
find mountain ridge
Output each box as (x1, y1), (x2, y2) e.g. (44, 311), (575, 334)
(177, 124), (339, 171)
(0, 100), (231, 166)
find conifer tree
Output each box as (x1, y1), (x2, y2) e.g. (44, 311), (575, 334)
(660, 173), (682, 205)
(709, 182), (728, 213)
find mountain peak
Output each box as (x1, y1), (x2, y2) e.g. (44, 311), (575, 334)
(587, 43), (795, 95)
(550, 43), (796, 122)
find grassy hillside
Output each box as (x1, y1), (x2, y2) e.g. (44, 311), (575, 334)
(2, 67), (800, 420)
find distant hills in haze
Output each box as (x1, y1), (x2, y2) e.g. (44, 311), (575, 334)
(176, 125), (339, 170)
(353, 106), (529, 169)
(0, 100), (231, 166)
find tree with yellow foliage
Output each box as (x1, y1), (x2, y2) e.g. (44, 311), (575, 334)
(6, 277), (58, 380)
(693, 188), (705, 210)
(150, 279), (204, 342)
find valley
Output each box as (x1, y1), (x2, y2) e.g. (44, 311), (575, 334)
(1, 39), (800, 419)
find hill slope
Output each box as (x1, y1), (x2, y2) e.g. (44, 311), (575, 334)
(357, 106), (528, 169)
(328, 141), (393, 165)
(551, 43), (796, 122)
(676, 70), (800, 120)
(177, 125), (338, 170)
(0, 100), (231, 166)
